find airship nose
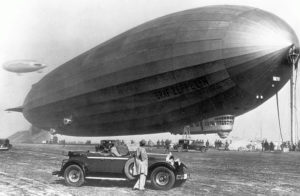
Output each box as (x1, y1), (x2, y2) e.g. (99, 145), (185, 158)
(223, 8), (299, 98)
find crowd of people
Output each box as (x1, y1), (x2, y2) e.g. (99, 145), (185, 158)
(261, 140), (300, 152)
(214, 140), (229, 150)
(280, 141), (297, 151)
(261, 140), (275, 151)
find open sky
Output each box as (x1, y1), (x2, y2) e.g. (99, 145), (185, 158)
(0, 0), (300, 143)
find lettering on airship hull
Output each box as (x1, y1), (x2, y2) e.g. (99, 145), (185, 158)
(153, 77), (209, 99)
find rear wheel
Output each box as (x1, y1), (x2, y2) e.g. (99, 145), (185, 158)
(150, 166), (175, 190)
(64, 164), (85, 187)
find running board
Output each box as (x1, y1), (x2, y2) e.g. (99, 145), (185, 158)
(85, 176), (127, 181)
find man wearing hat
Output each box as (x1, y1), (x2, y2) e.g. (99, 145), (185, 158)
(133, 139), (148, 190)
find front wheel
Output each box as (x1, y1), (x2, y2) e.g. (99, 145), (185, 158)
(64, 164), (85, 187)
(150, 166), (175, 190)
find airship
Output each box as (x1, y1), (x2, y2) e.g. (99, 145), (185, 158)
(8, 5), (299, 137)
(3, 60), (46, 74)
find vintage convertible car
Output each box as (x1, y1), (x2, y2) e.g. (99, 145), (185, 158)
(52, 151), (188, 190)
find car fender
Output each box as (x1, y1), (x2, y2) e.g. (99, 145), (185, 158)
(62, 160), (87, 176)
(148, 162), (176, 176)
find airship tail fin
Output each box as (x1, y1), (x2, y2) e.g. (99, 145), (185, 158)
(5, 106), (23, 112)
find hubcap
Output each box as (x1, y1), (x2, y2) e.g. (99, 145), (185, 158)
(68, 169), (80, 182)
(155, 171), (170, 186)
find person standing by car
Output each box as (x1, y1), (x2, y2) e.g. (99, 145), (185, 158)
(133, 139), (148, 191)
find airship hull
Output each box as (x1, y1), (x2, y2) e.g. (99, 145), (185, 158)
(3, 60), (46, 73)
(23, 5), (298, 136)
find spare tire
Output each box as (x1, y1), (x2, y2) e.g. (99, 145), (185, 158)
(124, 158), (137, 180)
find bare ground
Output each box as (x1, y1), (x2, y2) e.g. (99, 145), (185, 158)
(0, 144), (300, 196)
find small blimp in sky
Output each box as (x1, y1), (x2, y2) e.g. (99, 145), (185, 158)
(2, 60), (46, 74)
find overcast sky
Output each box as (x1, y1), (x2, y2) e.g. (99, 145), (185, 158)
(0, 0), (299, 142)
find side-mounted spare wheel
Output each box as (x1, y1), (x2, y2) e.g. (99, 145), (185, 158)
(64, 164), (85, 187)
(150, 166), (176, 190)
(124, 158), (137, 180)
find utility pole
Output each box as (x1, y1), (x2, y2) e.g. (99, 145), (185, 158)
(290, 69), (294, 145)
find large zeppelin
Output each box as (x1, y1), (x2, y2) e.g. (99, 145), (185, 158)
(21, 5), (299, 136)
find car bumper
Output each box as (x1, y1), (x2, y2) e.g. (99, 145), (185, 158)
(176, 173), (189, 180)
(52, 170), (62, 176)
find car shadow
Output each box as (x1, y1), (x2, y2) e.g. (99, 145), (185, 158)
(51, 179), (135, 188)
(85, 179), (135, 188)
(51, 179), (154, 189)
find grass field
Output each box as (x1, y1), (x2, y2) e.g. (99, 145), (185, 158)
(0, 143), (300, 195)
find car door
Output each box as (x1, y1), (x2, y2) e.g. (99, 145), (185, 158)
(86, 154), (110, 173)
(104, 157), (129, 173)
(86, 153), (129, 174)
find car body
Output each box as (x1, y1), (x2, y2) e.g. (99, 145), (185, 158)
(52, 151), (188, 190)
(0, 139), (12, 151)
(174, 139), (207, 152)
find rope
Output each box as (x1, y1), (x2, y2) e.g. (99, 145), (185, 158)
(276, 92), (284, 143)
(294, 62), (299, 142)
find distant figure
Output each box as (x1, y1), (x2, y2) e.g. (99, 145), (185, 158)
(133, 140), (148, 191)
(292, 144), (296, 151)
(214, 140), (217, 149)
(225, 141), (229, 151)
(287, 141), (291, 150)
(264, 140), (269, 151)
(165, 140), (171, 153)
(157, 140), (160, 147)
(110, 143), (122, 157)
(261, 140), (265, 152)
(270, 142), (274, 151)
(148, 140), (154, 151)
(206, 140), (209, 148)
(161, 140), (165, 146)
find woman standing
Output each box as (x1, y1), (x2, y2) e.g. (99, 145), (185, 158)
(133, 139), (148, 191)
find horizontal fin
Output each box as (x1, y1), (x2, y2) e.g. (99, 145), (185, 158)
(5, 106), (23, 112)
